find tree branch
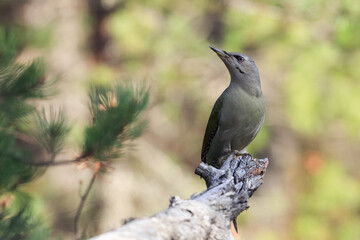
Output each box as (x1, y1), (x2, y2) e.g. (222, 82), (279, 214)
(89, 153), (268, 240)
(75, 169), (98, 240)
(27, 157), (83, 166)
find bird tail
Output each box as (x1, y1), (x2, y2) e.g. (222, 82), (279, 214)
(232, 219), (238, 232)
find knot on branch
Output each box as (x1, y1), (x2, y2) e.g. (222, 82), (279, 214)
(169, 196), (182, 207)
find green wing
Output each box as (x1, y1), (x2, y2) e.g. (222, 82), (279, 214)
(201, 95), (224, 163)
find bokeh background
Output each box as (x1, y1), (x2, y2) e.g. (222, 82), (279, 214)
(1, 0), (360, 239)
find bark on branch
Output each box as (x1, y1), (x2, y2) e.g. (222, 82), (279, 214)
(90, 153), (268, 240)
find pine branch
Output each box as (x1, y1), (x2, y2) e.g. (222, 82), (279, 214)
(83, 83), (149, 160)
(32, 107), (70, 155)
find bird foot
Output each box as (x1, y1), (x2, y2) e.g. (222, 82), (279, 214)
(233, 151), (253, 160)
(220, 150), (253, 163)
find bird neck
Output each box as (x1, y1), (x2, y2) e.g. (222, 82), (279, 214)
(229, 76), (263, 97)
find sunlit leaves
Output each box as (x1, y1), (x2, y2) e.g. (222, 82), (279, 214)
(335, 17), (360, 51)
(285, 44), (338, 135)
(107, 5), (161, 56)
(224, 9), (280, 50)
(293, 161), (360, 240)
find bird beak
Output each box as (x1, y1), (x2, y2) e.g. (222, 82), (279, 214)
(209, 46), (229, 58)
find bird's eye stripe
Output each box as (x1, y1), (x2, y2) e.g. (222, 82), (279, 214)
(234, 55), (245, 62)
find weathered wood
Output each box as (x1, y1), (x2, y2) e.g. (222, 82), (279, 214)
(90, 153), (268, 240)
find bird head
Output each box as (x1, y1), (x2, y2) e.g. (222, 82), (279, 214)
(210, 46), (261, 94)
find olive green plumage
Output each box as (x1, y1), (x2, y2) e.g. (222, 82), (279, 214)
(201, 47), (266, 168)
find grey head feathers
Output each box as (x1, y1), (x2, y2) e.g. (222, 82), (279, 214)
(210, 46), (262, 97)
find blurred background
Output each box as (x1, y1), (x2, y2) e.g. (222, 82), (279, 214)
(1, 0), (360, 239)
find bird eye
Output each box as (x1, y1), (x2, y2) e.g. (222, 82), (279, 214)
(234, 55), (245, 62)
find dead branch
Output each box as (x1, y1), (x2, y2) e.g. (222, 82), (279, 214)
(89, 153), (268, 240)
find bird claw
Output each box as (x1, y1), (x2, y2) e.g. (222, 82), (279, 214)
(233, 151), (252, 160)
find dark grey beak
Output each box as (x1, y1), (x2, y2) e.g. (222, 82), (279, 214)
(209, 46), (229, 57)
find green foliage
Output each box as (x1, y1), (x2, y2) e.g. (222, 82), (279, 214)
(108, 5), (160, 56)
(285, 44), (337, 135)
(0, 33), (51, 124)
(0, 130), (41, 192)
(224, 9), (280, 50)
(0, 28), (17, 66)
(0, 191), (50, 240)
(0, 28), (48, 188)
(293, 161), (360, 240)
(0, 60), (48, 98)
(0, 26), (150, 238)
(32, 108), (70, 155)
(0, 28), (50, 239)
(84, 83), (149, 160)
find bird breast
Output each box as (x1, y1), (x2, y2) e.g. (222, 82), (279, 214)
(219, 86), (265, 148)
